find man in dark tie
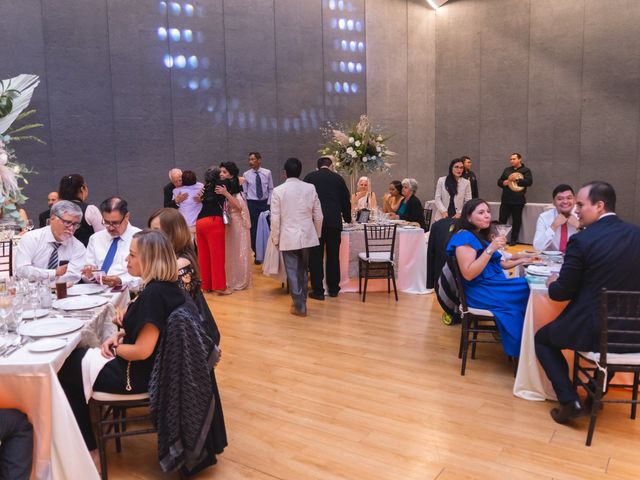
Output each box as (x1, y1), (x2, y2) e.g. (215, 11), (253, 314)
(243, 152), (274, 262)
(82, 197), (141, 288)
(535, 181), (640, 423)
(38, 191), (59, 228)
(304, 157), (351, 299)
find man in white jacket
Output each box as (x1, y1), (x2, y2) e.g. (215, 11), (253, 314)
(533, 184), (579, 252)
(270, 158), (323, 317)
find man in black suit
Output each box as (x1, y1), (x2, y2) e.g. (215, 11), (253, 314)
(163, 168), (187, 208)
(38, 191), (59, 228)
(535, 181), (640, 423)
(497, 152), (533, 245)
(303, 157), (351, 299)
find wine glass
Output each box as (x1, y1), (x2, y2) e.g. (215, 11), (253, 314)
(0, 294), (13, 335)
(495, 224), (512, 251)
(26, 220), (35, 231)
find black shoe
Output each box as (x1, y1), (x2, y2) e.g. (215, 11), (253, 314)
(309, 292), (325, 301)
(328, 291), (339, 298)
(550, 401), (585, 424)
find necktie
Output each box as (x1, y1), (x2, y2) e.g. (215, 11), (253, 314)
(255, 171), (263, 200)
(559, 223), (568, 253)
(47, 242), (61, 270)
(101, 237), (120, 274)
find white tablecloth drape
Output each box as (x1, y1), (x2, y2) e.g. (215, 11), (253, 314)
(0, 289), (128, 479)
(339, 227), (428, 294)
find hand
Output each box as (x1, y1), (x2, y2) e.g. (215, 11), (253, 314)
(81, 264), (98, 278)
(551, 214), (568, 230)
(193, 194), (202, 203)
(489, 236), (506, 252)
(101, 275), (122, 288)
(545, 273), (559, 288)
(112, 307), (125, 327)
(55, 264), (68, 277)
(101, 331), (125, 359)
(214, 184), (229, 197)
(453, 213), (461, 219)
(502, 179), (510, 186)
(175, 192), (188, 204)
(440, 211), (448, 218)
(567, 214), (580, 229)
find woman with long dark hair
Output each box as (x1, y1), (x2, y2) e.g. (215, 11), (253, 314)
(196, 167), (231, 294)
(434, 158), (472, 222)
(219, 161), (252, 290)
(58, 174), (104, 246)
(382, 180), (403, 214)
(445, 198), (531, 356)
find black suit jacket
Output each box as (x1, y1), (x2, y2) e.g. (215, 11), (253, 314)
(303, 168), (351, 230)
(38, 209), (50, 228)
(497, 164), (532, 204)
(547, 215), (640, 351)
(163, 182), (178, 209)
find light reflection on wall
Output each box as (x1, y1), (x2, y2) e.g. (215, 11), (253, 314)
(157, 1), (365, 133)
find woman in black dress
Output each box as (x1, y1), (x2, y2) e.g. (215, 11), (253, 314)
(392, 177), (427, 231)
(59, 230), (186, 454)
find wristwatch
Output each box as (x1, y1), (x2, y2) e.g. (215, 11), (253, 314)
(484, 247), (494, 256)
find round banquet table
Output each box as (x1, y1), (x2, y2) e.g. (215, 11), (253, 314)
(338, 226), (428, 294)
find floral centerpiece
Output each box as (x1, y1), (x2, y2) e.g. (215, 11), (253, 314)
(0, 75), (42, 229)
(319, 115), (395, 191)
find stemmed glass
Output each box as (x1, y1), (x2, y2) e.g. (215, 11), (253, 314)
(495, 224), (512, 251)
(0, 294), (13, 335)
(28, 282), (40, 319)
(26, 220), (35, 232)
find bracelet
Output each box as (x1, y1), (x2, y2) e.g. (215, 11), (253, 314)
(484, 248), (494, 256)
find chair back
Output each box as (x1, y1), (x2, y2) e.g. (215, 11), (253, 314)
(0, 240), (12, 277)
(423, 208), (433, 232)
(363, 224), (397, 261)
(449, 255), (469, 314)
(599, 289), (640, 363)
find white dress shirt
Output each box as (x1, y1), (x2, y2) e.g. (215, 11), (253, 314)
(85, 223), (141, 286)
(243, 167), (274, 203)
(15, 226), (86, 283)
(532, 208), (579, 251)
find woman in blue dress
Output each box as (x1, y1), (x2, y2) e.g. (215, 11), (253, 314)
(446, 198), (532, 356)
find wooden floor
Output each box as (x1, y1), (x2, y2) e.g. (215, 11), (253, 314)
(108, 264), (640, 480)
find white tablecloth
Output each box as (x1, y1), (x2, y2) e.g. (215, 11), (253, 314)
(339, 227), (428, 294)
(424, 200), (552, 244)
(0, 289), (129, 479)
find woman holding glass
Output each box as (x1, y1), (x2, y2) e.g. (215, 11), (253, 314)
(446, 198), (531, 357)
(434, 158), (472, 222)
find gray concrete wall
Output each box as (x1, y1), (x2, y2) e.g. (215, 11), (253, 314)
(2, 0), (639, 223)
(435, 0), (640, 222)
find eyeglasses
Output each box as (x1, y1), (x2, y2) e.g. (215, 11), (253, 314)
(102, 217), (126, 228)
(53, 215), (81, 230)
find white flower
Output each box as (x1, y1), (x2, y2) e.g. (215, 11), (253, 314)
(363, 157), (368, 163)
(350, 151), (358, 158)
(0, 152), (8, 166)
(376, 146), (381, 152)
(376, 135), (383, 142)
(355, 140), (361, 147)
(371, 155), (376, 160)
(348, 136), (355, 144)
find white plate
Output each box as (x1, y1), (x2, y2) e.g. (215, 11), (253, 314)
(526, 265), (552, 276)
(28, 338), (67, 353)
(401, 225), (420, 230)
(52, 295), (108, 311)
(19, 318), (84, 337)
(67, 284), (107, 296)
(542, 250), (562, 256)
(21, 309), (50, 320)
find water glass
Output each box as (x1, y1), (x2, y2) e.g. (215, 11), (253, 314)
(11, 293), (24, 330)
(0, 294), (13, 334)
(38, 280), (53, 309)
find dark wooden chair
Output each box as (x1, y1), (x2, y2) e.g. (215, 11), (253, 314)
(358, 224), (398, 303)
(573, 289), (640, 446)
(0, 240), (13, 277)
(449, 255), (501, 375)
(423, 208), (433, 232)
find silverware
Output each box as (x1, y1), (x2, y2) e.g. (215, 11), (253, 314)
(2, 335), (29, 358)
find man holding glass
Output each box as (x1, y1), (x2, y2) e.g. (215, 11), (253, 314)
(82, 197), (141, 288)
(15, 200), (86, 283)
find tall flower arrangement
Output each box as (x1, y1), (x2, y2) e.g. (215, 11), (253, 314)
(319, 115), (395, 188)
(0, 75), (42, 228)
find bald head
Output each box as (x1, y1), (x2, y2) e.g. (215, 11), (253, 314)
(47, 191), (59, 208)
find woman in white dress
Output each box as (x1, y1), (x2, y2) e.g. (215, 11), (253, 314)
(434, 158), (472, 222)
(351, 176), (377, 211)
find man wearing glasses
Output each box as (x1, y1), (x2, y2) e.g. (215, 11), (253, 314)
(15, 200), (86, 283)
(82, 197), (141, 288)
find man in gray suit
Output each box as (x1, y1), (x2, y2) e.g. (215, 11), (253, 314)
(270, 158), (323, 317)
